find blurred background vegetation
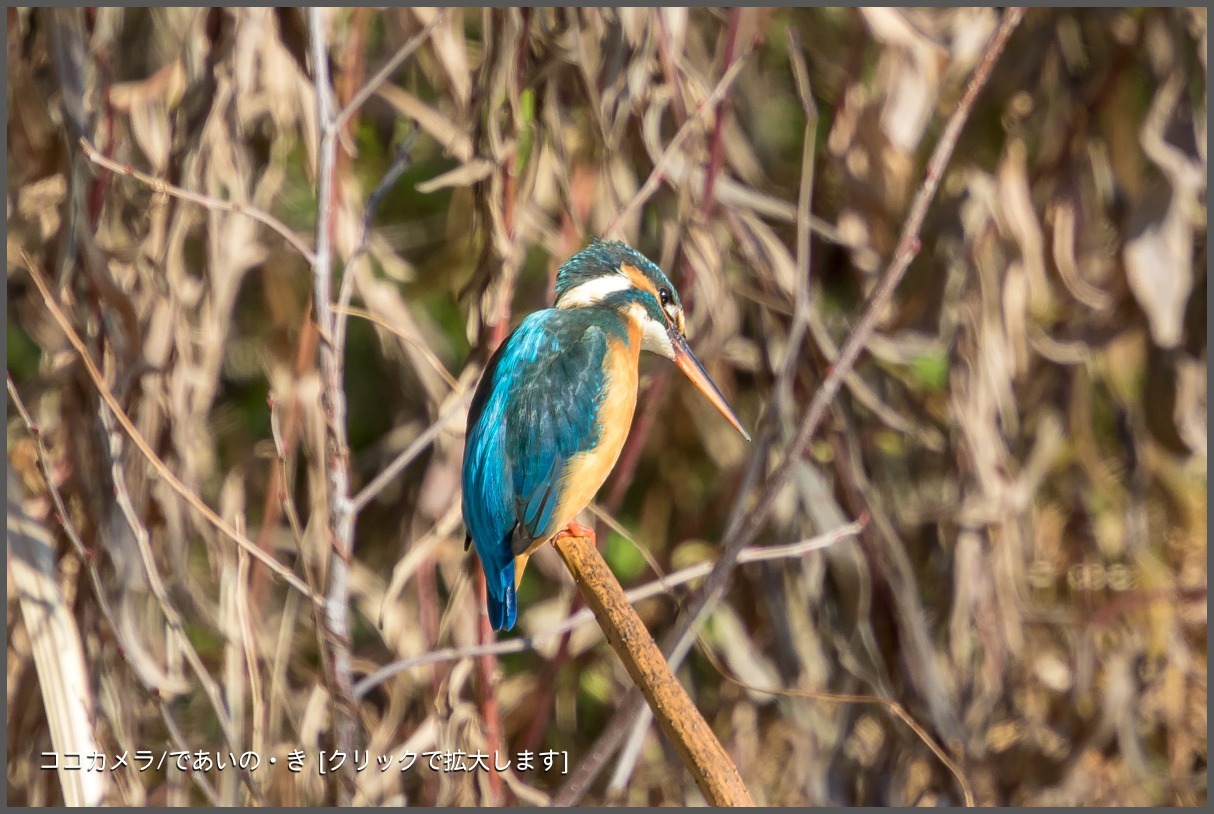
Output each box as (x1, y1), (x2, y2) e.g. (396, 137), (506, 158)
(7, 6), (1206, 806)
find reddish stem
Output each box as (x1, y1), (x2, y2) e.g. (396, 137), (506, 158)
(699, 8), (743, 219)
(415, 552), (446, 695)
(682, 8), (744, 304)
(473, 571), (505, 805)
(88, 64), (116, 230)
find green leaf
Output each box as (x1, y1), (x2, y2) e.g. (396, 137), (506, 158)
(910, 352), (950, 393)
(517, 87), (536, 170)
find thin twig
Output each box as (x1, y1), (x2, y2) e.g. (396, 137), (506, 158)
(655, 10), (688, 123)
(250, 319), (319, 604)
(269, 394), (332, 681)
(77, 137), (316, 263)
(332, 130), (419, 372)
(333, 11), (446, 135)
(269, 400), (308, 567)
(332, 303), (459, 392)
(350, 391), (471, 512)
(473, 570), (506, 805)
(353, 519), (863, 698)
(334, 7), (373, 158)
(586, 502), (669, 588)
(782, 25), (819, 409)
(693, 629), (975, 806)
(231, 546), (264, 806)
(155, 703), (224, 805)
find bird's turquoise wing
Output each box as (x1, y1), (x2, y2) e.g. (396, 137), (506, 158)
(505, 320), (608, 542)
(462, 309), (609, 630)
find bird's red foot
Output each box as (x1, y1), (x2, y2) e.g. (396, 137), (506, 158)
(552, 520), (595, 543)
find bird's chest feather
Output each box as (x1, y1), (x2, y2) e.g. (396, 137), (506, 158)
(550, 327), (640, 535)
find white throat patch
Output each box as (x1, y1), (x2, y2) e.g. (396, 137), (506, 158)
(628, 302), (676, 359)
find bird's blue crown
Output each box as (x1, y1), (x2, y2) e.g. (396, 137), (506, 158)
(554, 238), (679, 309)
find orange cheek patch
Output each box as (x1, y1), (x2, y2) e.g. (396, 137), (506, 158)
(620, 263), (660, 301)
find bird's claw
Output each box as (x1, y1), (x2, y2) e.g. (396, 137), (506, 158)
(552, 520), (595, 543)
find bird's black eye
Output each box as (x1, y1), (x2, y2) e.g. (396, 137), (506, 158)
(658, 288), (671, 306)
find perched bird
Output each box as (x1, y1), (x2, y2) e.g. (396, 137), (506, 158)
(462, 239), (750, 630)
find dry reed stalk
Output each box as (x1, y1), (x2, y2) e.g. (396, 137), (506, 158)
(7, 474), (106, 807)
(308, 9), (358, 803)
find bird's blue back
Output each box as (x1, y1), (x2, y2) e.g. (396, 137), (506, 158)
(462, 307), (629, 630)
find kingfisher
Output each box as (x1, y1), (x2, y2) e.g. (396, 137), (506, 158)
(461, 239), (750, 631)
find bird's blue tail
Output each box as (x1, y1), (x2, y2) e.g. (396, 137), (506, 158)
(485, 561), (518, 631)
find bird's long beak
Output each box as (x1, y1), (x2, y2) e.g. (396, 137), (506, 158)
(670, 330), (751, 442)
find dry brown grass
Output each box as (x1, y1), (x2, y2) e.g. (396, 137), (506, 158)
(7, 7), (1206, 806)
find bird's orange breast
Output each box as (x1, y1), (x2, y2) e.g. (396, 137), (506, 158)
(543, 321), (641, 547)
